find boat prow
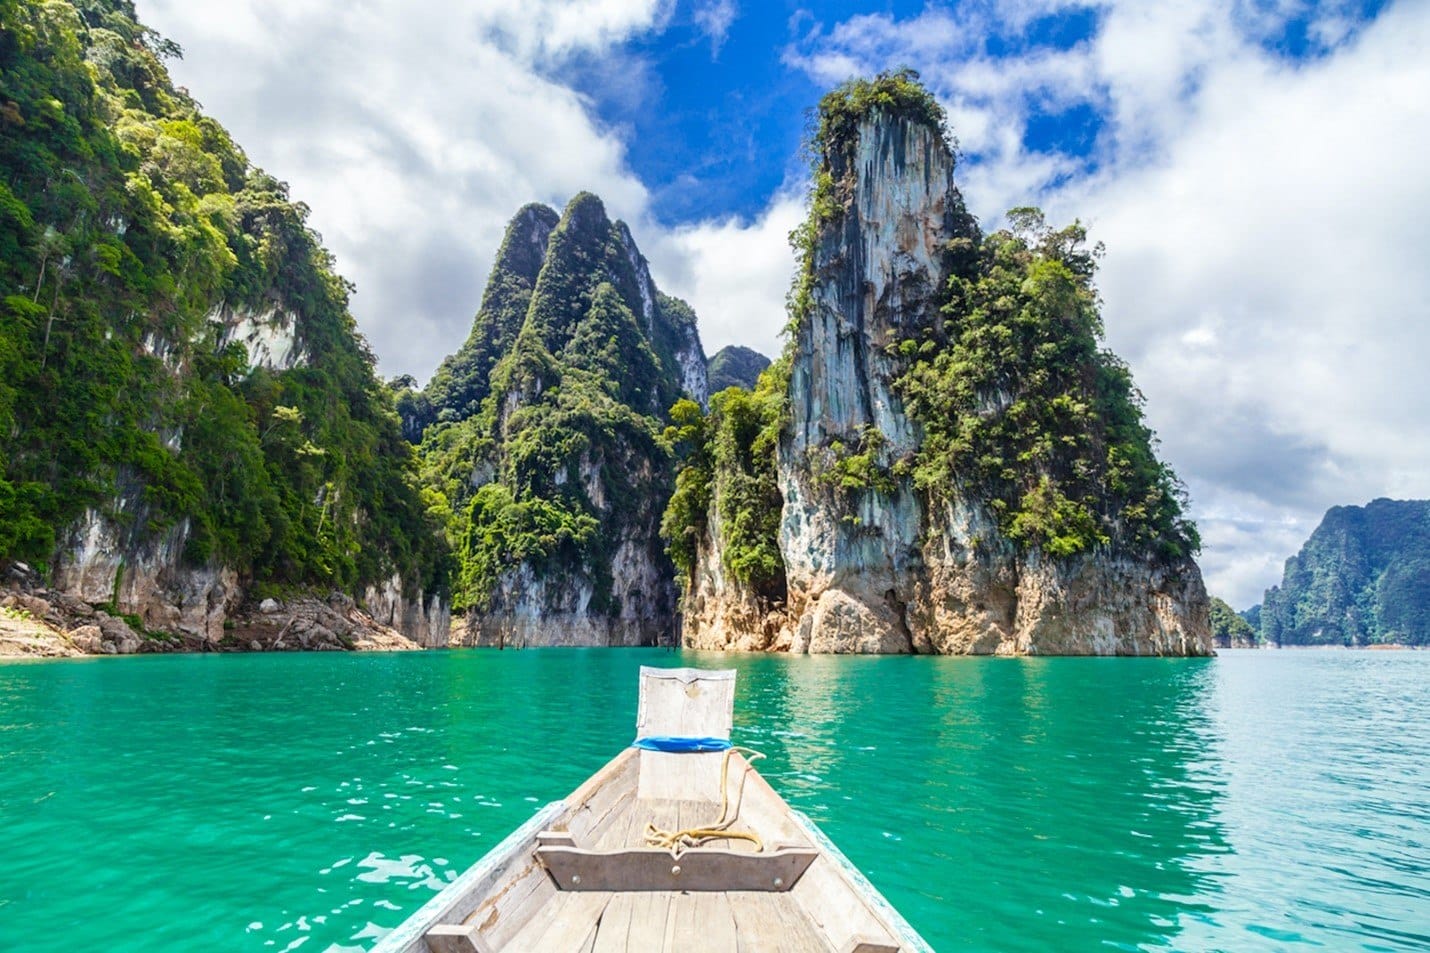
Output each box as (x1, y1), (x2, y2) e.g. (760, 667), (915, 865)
(371, 666), (932, 952)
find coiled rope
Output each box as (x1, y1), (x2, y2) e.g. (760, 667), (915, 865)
(642, 746), (766, 858)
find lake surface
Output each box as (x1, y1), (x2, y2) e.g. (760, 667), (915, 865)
(0, 648), (1425, 951)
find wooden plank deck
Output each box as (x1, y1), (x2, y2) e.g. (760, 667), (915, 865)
(500, 888), (831, 952)
(477, 791), (833, 951)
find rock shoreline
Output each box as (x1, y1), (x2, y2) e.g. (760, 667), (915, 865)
(0, 564), (423, 659)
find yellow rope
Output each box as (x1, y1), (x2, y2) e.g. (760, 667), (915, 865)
(642, 746), (766, 858)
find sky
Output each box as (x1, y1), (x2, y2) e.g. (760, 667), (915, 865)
(135, 0), (1429, 610)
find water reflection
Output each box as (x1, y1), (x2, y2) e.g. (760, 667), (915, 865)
(730, 655), (1229, 952)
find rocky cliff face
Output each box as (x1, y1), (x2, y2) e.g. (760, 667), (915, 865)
(908, 499), (1209, 655)
(2, 561), (427, 657)
(52, 509), (238, 643)
(421, 195), (706, 647)
(362, 573), (451, 648)
(1262, 498), (1430, 646)
(777, 111), (958, 654)
(677, 74), (1211, 656)
(681, 495), (788, 652)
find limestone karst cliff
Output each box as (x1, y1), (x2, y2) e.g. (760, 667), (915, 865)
(0, 0), (449, 646)
(670, 72), (1212, 656)
(415, 194), (707, 646)
(1261, 498), (1430, 646)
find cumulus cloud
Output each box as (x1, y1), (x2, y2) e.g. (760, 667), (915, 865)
(787, 0), (1430, 606)
(476, 0), (673, 61)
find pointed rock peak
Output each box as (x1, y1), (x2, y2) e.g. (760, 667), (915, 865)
(415, 201), (558, 434)
(613, 219), (646, 271)
(495, 202), (559, 280)
(707, 345), (770, 393)
(812, 68), (950, 162)
(794, 70), (975, 268)
(612, 218), (658, 332)
(515, 201), (560, 223)
(559, 191), (613, 234)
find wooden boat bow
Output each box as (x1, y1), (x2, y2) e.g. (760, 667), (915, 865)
(370, 666), (932, 952)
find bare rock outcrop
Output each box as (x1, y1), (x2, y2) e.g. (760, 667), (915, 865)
(362, 573), (452, 648)
(52, 509), (239, 644)
(226, 593), (423, 652)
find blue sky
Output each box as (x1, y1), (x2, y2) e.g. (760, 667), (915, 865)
(139, 0), (1429, 607)
(555, 2), (942, 223)
(557, 0), (1389, 223)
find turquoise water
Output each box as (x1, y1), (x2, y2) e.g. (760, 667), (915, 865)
(0, 649), (1425, 951)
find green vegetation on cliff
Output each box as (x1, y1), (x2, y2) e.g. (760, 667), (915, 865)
(1262, 499), (1430, 646)
(662, 364), (787, 598)
(897, 206), (1199, 559)
(808, 68), (946, 167)
(402, 203), (558, 440)
(0, 0), (445, 596)
(814, 73), (1194, 559)
(665, 71), (1197, 585)
(417, 195), (702, 616)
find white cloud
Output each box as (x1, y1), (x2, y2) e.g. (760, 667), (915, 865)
(786, 0), (1430, 607)
(693, 0), (739, 57)
(642, 194), (805, 361)
(476, 0), (673, 60)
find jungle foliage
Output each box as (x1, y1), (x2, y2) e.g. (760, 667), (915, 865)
(1209, 596), (1258, 647)
(0, 0), (446, 596)
(896, 207), (1199, 560)
(661, 361), (787, 597)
